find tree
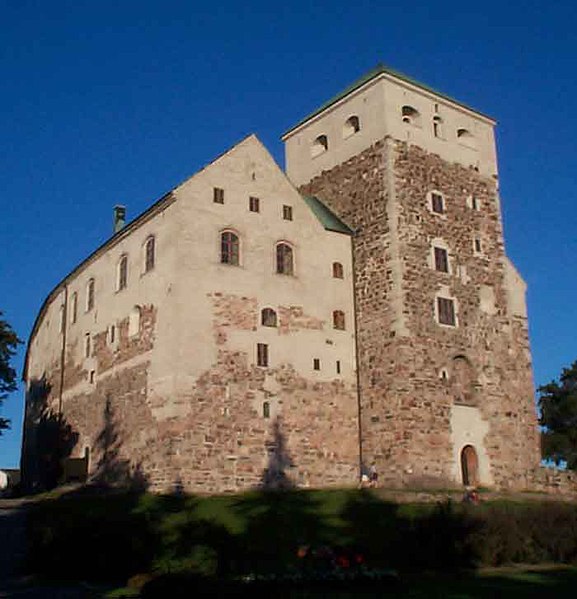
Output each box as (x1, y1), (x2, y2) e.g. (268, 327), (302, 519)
(0, 311), (21, 433)
(538, 360), (577, 470)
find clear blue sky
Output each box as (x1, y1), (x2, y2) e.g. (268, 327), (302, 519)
(1, 1), (576, 468)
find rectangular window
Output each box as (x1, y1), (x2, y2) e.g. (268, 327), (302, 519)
(84, 333), (91, 358)
(213, 187), (224, 204)
(474, 238), (482, 253)
(437, 297), (456, 326)
(257, 343), (268, 367)
(313, 358), (320, 370)
(249, 196), (260, 212)
(89, 370), (95, 384)
(109, 325), (116, 344)
(471, 196), (479, 210)
(336, 360), (341, 374)
(431, 193), (444, 214)
(434, 247), (449, 272)
(282, 205), (293, 221)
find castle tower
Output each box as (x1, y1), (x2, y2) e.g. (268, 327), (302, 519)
(283, 65), (541, 489)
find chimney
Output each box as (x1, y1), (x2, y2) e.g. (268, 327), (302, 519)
(113, 205), (126, 234)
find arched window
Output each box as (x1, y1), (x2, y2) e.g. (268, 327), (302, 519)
(276, 242), (294, 275)
(117, 255), (128, 291)
(401, 105), (421, 126)
(333, 310), (345, 330)
(221, 231), (240, 265)
(457, 128), (476, 148)
(86, 278), (95, 312)
(70, 292), (77, 324)
(58, 305), (65, 333)
(311, 134), (328, 158)
(261, 308), (277, 327)
(433, 115), (443, 138)
(144, 236), (155, 273)
(343, 115), (360, 138)
(332, 262), (344, 279)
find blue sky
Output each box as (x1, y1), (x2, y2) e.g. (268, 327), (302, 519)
(1, 0), (576, 468)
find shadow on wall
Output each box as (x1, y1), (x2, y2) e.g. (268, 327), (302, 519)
(92, 395), (148, 492)
(261, 417), (295, 490)
(21, 376), (79, 493)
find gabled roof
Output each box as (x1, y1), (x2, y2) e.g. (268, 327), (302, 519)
(283, 63), (494, 138)
(302, 195), (354, 235)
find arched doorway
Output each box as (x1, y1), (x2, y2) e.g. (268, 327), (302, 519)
(460, 445), (479, 486)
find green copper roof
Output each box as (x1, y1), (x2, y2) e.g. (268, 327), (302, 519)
(283, 63), (494, 137)
(302, 195), (353, 235)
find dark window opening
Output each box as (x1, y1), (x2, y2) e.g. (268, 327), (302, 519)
(145, 237), (155, 272)
(336, 360), (341, 374)
(333, 310), (345, 330)
(213, 187), (224, 204)
(249, 196), (260, 212)
(86, 279), (95, 312)
(431, 193), (444, 214)
(221, 231), (240, 265)
(261, 308), (277, 327)
(276, 243), (294, 275)
(263, 401), (270, 418)
(474, 238), (482, 253)
(313, 358), (320, 370)
(332, 262), (344, 279)
(437, 297), (456, 326)
(434, 247), (449, 273)
(283, 205), (293, 221)
(257, 343), (268, 367)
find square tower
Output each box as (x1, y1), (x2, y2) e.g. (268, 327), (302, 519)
(283, 65), (540, 489)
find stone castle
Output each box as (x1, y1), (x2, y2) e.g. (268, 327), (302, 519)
(21, 65), (545, 494)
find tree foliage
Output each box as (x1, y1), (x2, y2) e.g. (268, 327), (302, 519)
(538, 360), (577, 470)
(0, 311), (21, 433)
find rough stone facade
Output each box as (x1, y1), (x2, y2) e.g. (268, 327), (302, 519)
(22, 135), (359, 494)
(301, 139), (540, 489)
(22, 65), (556, 495)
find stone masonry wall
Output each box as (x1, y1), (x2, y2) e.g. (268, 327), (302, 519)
(25, 289), (359, 493)
(301, 136), (541, 490)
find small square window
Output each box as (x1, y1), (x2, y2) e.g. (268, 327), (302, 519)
(431, 193), (444, 214)
(257, 343), (268, 367)
(437, 297), (456, 326)
(434, 247), (449, 273)
(213, 187), (224, 204)
(283, 205), (293, 221)
(249, 196), (260, 212)
(313, 358), (320, 370)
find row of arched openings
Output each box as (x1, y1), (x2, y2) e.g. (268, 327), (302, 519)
(221, 231), (345, 279)
(67, 236), (155, 325)
(401, 105), (476, 145)
(221, 231), (294, 275)
(311, 116), (361, 158)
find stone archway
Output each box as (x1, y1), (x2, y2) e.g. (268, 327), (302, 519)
(460, 445), (479, 486)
